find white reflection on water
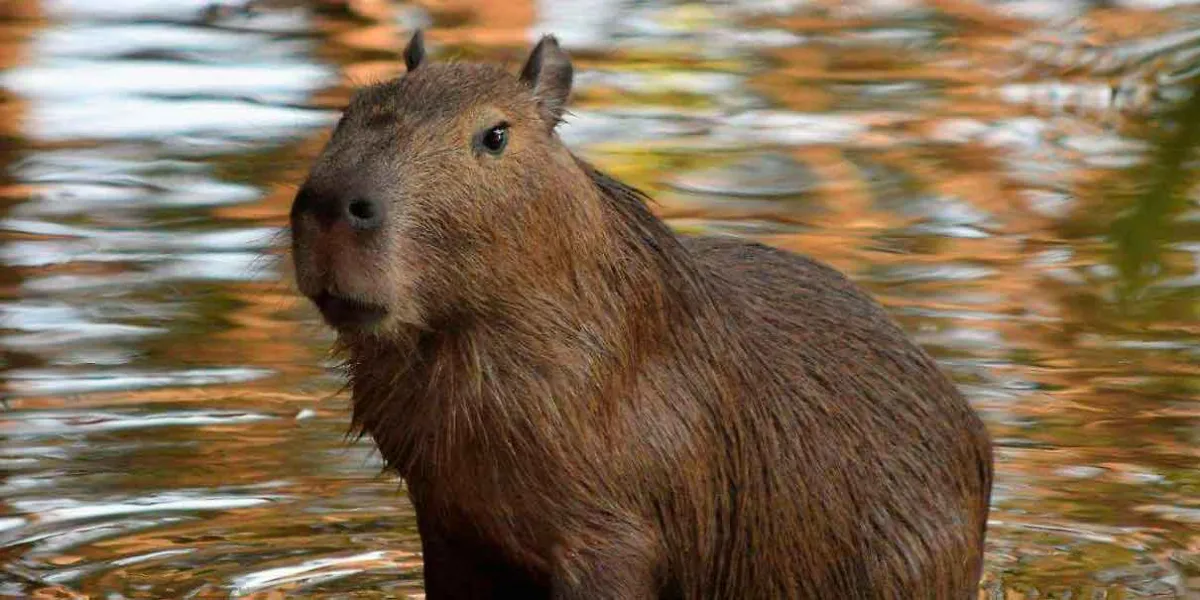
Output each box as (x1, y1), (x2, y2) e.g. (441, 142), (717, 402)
(2, 3), (335, 143)
(4, 62), (330, 102)
(8, 92), (334, 142)
(43, 0), (308, 30)
(32, 23), (309, 60)
(229, 550), (393, 595)
(5, 367), (273, 395)
(11, 493), (274, 524)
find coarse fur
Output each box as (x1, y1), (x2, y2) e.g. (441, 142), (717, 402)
(291, 32), (993, 600)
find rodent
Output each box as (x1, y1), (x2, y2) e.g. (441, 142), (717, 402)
(289, 29), (994, 600)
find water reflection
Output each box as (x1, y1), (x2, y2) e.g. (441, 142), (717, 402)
(1, 0), (1198, 597)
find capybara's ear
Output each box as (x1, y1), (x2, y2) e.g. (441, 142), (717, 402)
(404, 29), (425, 72)
(520, 35), (573, 128)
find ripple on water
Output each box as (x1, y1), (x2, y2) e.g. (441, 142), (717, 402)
(1, 6), (336, 143)
(668, 153), (818, 198)
(15, 178), (262, 217)
(560, 107), (715, 148)
(31, 23), (311, 62)
(42, 0), (312, 33)
(4, 368), (273, 396)
(0, 220), (279, 266)
(4, 62), (329, 104)
(10, 96), (336, 142)
(8, 493), (276, 528)
(226, 550), (422, 597)
(0, 409), (277, 437)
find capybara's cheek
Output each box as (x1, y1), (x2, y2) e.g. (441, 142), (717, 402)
(378, 234), (443, 323)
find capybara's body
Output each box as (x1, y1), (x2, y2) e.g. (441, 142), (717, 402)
(291, 32), (993, 600)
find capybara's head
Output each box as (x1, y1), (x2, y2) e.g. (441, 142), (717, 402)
(291, 31), (597, 335)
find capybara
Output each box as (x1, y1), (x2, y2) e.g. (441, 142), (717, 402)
(290, 30), (994, 599)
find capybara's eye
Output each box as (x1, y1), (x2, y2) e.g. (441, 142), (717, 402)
(479, 123), (509, 155)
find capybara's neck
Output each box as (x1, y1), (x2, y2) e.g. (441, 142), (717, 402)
(343, 158), (724, 478)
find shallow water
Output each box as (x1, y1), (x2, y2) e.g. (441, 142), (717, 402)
(0, 0), (1197, 597)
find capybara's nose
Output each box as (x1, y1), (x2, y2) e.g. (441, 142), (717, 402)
(291, 186), (384, 232)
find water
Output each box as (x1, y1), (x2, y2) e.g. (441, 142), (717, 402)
(0, 0), (1197, 597)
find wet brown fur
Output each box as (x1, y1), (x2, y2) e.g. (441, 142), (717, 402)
(292, 34), (993, 600)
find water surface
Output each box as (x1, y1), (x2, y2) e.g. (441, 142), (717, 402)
(1, 0), (1197, 597)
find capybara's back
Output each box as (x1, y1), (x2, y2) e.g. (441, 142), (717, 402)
(290, 31), (993, 599)
(674, 235), (992, 598)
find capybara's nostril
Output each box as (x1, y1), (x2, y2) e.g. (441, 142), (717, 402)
(346, 197), (383, 231)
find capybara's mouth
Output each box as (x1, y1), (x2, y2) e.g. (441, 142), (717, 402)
(311, 291), (388, 330)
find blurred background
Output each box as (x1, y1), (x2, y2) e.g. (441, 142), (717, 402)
(0, 0), (1197, 597)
